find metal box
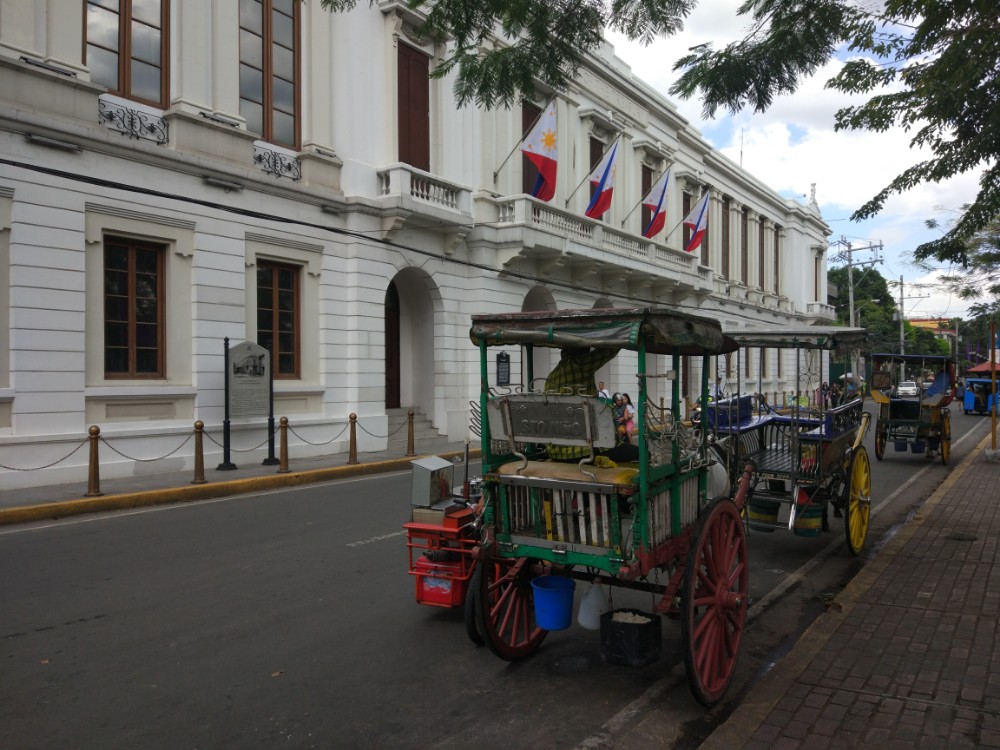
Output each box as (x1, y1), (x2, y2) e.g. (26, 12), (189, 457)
(410, 456), (455, 507)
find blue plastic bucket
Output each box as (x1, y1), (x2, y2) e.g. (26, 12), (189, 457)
(531, 576), (576, 630)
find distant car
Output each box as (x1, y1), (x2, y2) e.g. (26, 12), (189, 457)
(896, 380), (919, 397)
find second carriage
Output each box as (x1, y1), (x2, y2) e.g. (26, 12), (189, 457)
(706, 326), (873, 556)
(868, 353), (956, 464)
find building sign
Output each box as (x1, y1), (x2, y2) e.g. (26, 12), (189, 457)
(496, 352), (510, 386)
(228, 340), (270, 417)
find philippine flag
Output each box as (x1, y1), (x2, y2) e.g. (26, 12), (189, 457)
(682, 191), (710, 253)
(641, 168), (671, 239)
(585, 142), (619, 219)
(520, 105), (558, 202)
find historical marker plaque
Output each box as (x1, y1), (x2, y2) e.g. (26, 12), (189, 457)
(228, 340), (270, 417)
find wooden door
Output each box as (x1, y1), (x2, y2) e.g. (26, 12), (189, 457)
(385, 281), (400, 408)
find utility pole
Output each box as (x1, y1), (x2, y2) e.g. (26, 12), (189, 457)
(830, 237), (883, 381)
(893, 275), (931, 381)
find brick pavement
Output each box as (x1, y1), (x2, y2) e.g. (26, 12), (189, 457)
(702, 432), (1000, 749)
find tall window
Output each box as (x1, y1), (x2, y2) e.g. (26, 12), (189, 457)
(257, 261), (300, 378)
(641, 164), (654, 232)
(398, 43), (429, 171)
(589, 137), (604, 202)
(682, 192), (692, 249)
(85, 0), (169, 107)
(104, 238), (165, 378)
(701, 198), (710, 266)
(758, 220), (766, 289)
(721, 197), (731, 279)
(240, 0), (299, 149)
(740, 208), (749, 284)
(774, 225), (782, 295)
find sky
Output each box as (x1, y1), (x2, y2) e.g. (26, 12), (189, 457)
(604, 0), (983, 321)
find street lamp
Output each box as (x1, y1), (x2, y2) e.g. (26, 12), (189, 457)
(854, 298), (881, 327)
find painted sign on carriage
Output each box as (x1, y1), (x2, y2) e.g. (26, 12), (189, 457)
(228, 340), (270, 417)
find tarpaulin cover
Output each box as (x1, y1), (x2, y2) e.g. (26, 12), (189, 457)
(470, 307), (738, 356)
(724, 325), (868, 352)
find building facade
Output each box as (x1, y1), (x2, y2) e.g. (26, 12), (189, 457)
(0, 1), (834, 489)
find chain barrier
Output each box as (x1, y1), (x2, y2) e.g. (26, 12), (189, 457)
(287, 422), (350, 446)
(203, 429), (275, 453)
(356, 420), (408, 439)
(0, 437), (88, 471)
(99, 433), (194, 463)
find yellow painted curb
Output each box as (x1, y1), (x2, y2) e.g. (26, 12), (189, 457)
(0, 449), (481, 526)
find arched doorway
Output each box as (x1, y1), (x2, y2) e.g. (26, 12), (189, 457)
(521, 286), (556, 388)
(384, 269), (439, 412)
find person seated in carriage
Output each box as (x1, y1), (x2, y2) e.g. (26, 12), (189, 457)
(542, 346), (639, 462)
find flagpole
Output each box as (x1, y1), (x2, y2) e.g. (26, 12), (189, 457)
(492, 96), (553, 185)
(620, 165), (671, 227)
(564, 133), (622, 208)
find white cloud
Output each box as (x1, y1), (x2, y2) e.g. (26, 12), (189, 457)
(605, 1), (984, 319)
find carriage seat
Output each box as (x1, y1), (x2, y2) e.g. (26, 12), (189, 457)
(800, 398), (863, 441)
(495, 460), (639, 487)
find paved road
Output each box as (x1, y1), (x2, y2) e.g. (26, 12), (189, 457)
(1, 409), (991, 749)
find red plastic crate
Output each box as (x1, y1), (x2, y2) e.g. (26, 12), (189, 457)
(415, 555), (467, 607)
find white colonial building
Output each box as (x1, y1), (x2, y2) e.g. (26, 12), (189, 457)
(0, 0), (834, 490)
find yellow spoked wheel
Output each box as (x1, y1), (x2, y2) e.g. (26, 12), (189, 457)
(940, 411), (951, 466)
(844, 447), (871, 557)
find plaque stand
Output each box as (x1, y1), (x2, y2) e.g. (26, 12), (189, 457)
(217, 336), (237, 470)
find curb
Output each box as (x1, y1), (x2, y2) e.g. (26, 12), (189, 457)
(700, 431), (994, 749)
(0, 448), (480, 526)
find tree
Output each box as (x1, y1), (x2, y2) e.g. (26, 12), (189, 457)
(322, 0), (1000, 269)
(670, 0), (1000, 268)
(320, 0), (697, 109)
(926, 213), (1000, 303)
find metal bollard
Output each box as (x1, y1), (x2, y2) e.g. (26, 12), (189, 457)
(278, 416), (290, 473)
(85, 425), (102, 497)
(347, 413), (358, 465)
(406, 409), (415, 456)
(191, 420), (206, 484)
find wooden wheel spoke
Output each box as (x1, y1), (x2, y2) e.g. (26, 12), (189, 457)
(479, 556), (547, 660)
(683, 500), (748, 707)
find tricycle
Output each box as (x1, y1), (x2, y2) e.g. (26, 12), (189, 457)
(869, 353), (956, 464)
(962, 377), (997, 416)
(464, 307), (750, 706)
(710, 326), (873, 556)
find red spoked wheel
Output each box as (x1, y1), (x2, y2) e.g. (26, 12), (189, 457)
(477, 556), (548, 660)
(681, 499), (749, 707)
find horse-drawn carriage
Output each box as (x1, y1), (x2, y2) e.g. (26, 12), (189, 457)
(707, 327), (873, 556)
(869, 353), (955, 464)
(456, 307), (751, 706)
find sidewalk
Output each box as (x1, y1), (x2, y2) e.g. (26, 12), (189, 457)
(0, 439), (480, 525)
(702, 431), (1000, 749)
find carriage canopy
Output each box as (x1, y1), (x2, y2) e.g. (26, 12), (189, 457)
(470, 307), (738, 356)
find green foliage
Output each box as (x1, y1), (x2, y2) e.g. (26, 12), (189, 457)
(672, 0), (1000, 268)
(827, 265), (950, 356)
(929, 214), (1000, 303)
(320, 0), (696, 109)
